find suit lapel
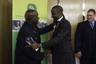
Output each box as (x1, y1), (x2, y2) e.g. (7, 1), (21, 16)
(87, 21), (96, 30)
(52, 18), (64, 38)
(86, 21), (93, 30)
(52, 23), (60, 37)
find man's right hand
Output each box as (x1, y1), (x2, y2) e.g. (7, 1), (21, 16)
(75, 51), (82, 59)
(31, 42), (40, 49)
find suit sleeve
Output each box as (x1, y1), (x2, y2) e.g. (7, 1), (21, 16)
(42, 21), (71, 49)
(38, 23), (54, 34)
(75, 23), (83, 53)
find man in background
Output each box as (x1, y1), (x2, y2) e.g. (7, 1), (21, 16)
(75, 9), (96, 64)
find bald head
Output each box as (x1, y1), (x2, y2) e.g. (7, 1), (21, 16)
(51, 5), (63, 14)
(51, 5), (64, 21)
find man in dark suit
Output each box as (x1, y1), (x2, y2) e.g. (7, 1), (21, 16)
(15, 10), (55, 64)
(32, 5), (75, 64)
(43, 5), (75, 64)
(75, 9), (96, 64)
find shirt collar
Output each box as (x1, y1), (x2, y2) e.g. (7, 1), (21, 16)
(89, 20), (95, 23)
(57, 16), (63, 22)
(92, 21), (95, 24)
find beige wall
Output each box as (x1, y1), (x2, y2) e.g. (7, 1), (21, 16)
(0, 0), (12, 64)
(86, 0), (96, 11)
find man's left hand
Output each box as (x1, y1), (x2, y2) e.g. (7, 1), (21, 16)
(31, 43), (40, 49)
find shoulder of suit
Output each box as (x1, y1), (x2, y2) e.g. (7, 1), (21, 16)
(61, 19), (71, 28)
(61, 18), (70, 24)
(77, 21), (88, 28)
(20, 22), (33, 32)
(78, 20), (88, 24)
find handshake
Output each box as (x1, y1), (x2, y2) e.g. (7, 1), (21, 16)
(26, 42), (41, 51)
(31, 42), (41, 49)
(26, 37), (42, 51)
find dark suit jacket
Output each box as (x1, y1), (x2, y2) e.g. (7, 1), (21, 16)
(15, 21), (54, 64)
(75, 20), (96, 64)
(42, 17), (75, 64)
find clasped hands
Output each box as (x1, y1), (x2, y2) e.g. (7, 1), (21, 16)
(26, 42), (40, 49)
(75, 51), (82, 59)
(31, 42), (41, 49)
